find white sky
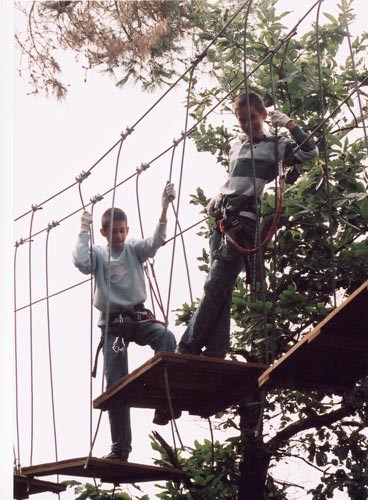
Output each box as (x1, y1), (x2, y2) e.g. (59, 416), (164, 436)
(1, 0), (367, 499)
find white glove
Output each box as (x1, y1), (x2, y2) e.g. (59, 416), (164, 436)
(162, 182), (176, 209)
(80, 210), (93, 233)
(269, 110), (292, 128)
(206, 194), (223, 216)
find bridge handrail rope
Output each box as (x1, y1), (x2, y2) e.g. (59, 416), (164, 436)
(14, 0), (253, 223)
(13, 64), (367, 311)
(14, 0), (322, 241)
(18, 4), (364, 254)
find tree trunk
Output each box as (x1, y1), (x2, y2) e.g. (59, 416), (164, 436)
(237, 395), (271, 500)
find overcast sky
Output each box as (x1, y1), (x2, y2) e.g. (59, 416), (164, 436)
(2, 1), (367, 499)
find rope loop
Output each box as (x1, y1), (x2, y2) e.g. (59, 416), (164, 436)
(75, 170), (91, 183)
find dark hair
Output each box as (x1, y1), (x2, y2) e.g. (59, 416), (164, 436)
(101, 208), (127, 231)
(234, 92), (265, 114)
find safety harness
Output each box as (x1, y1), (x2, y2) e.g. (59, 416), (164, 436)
(216, 160), (286, 256)
(91, 304), (166, 377)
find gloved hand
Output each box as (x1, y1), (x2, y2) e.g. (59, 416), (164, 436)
(162, 182), (176, 209)
(80, 210), (93, 233)
(206, 194), (223, 216)
(269, 110), (293, 128)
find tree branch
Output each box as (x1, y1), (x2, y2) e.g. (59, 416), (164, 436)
(267, 405), (353, 450)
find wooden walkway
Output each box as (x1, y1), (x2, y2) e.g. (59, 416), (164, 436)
(259, 280), (368, 393)
(14, 475), (66, 499)
(94, 352), (266, 417)
(21, 456), (188, 485)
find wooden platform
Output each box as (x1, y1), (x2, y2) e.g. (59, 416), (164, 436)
(93, 352), (266, 417)
(259, 280), (368, 394)
(21, 456), (188, 484)
(14, 474), (66, 499)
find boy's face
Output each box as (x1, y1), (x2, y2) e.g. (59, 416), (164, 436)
(236, 104), (267, 138)
(100, 220), (129, 251)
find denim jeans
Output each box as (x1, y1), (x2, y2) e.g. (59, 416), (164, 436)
(178, 218), (256, 358)
(102, 320), (176, 457)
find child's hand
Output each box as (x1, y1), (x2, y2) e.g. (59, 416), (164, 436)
(207, 194), (223, 216)
(162, 182), (176, 209)
(80, 210), (93, 233)
(269, 110), (293, 128)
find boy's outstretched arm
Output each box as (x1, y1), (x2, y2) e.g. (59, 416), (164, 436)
(72, 210), (95, 275)
(160, 182), (176, 222)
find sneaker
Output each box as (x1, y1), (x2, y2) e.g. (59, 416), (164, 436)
(153, 408), (182, 426)
(102, 451), (128, 461)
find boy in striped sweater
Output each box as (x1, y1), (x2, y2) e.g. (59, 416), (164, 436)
(178, 92), (318, 359)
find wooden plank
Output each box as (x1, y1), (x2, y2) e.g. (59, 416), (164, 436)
(94, 352), (267, 417)
(13, 475), (66, 499)
(21, 456), (188, 484)
(259, 280), (368, 393)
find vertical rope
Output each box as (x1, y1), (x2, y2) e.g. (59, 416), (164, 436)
(316, 0), (337, 307)
(28, 205), (41, 465)
(45, 225), (59, 464)
(14, 243), (21, 468)
(268, 55), (281, 365)
(340, 0), (368, 151)
(86, 136), (125, 467)
(163, 366), (184, 450)
(165, 66), (195, 325)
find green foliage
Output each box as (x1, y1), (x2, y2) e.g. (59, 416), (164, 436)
(168, 0), (368, 498)
(63, 480), (133, 500)
(151, 435), (238, 499)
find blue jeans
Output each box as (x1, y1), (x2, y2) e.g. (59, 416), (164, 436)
(102, 320), (176, 458)
(178, 219), (256, 358)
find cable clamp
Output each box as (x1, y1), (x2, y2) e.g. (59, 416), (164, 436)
(172, 138), (180, 147)
(31, 204), (42, 212)
(191, 50), (207, 66)
(75, 170), (91, 183)
(15, 238), (26, 247)
(136, 162), (149, 174)
(90, 193), (104, 204)
(47, 220), (60, 231)
(121, 126), (134, 140)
